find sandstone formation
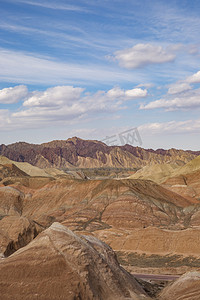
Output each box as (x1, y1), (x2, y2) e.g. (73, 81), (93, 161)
(0, 162), (29, 180)
(0, 186), (24, 217)
(16, 177), (200, 275)
(129, 163), (181, 183)
(129, 155), (200, 206)
(0, 215), (42, 257)
(162, 156), (200, 202)
(1, 173), (200, 272)
(0, 222), (150, 300)
(0, 155), (52, 177)
(129, 155), (200, 183)
(173, 155), (200, 175)
(0, 137), (198, 169)
(22, 178), (194, 230)
(0, 155), (87, 188)
(96, 226), (200, 256)
(159, 271), (200, 300)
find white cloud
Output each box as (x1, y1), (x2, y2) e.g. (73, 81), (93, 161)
(186, 71), (200, 84)
(0, 85), (28, 104)
(168, 82), (192, 94)
(107, 87), (125, 98)
(23, 86), (84, 107)
(140, 89), (200, 111)
(107, 87), (147, 99)
(140, 69), (200, 111)
(0, 85), (146, 129)
(125, 88), (147, 98)
(114, 43), (176, 69)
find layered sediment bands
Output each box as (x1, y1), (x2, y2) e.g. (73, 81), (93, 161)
(22, 178), (192, 230)
(163, 169), (200, 203)
(20, 178), (200, 260)
(1, 177), (200, 261)
(0, 223), (150, 300)
(95, 227), (200, 256)
(1, 176), (54, 189)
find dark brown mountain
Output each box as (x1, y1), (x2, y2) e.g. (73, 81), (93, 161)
(0, 137), (199, 169)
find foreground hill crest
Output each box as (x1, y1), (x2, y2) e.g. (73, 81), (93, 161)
(0, 222), (149, 300)
(0, 137), (199, 169)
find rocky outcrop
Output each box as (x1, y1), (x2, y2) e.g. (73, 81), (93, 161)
(0, 216), (42, 257)
(0, 163), (29, 180)
(0, 223), (150, 300)
(0, 186), (24, 217)
(0, 137), (198, 169)
(159, 271), (200, 300)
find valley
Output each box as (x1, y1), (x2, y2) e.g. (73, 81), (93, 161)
(0, 138), (200, 299)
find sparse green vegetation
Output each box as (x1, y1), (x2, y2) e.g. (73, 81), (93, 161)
(63, 167), (138, 179)
(116, 251), (200, 268)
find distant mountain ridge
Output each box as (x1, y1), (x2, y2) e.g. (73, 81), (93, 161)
(0, 137), (199, 169)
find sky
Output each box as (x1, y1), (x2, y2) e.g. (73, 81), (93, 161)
(1, 0), (200, 149)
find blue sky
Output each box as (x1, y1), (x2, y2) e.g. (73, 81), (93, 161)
(1, 0), (200, 149)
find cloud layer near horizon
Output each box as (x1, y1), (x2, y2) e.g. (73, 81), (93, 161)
(0, 85), (147, 130)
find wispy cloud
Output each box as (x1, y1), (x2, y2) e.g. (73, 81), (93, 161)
(167, 82), (192, 95)
(7, 0), (89, 12)
(139, 119), (200, 135)
(0, 48), (142, 85)
(0, 23), (110, 52)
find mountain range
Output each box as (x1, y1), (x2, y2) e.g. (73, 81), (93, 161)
(0, 137), (199, 169)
